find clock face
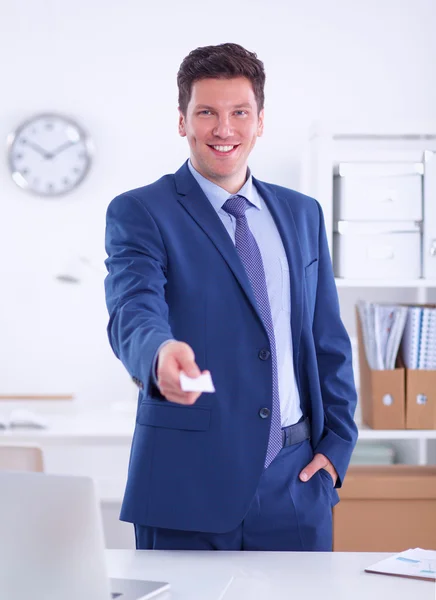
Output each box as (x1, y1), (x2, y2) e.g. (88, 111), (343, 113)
(7, 113), (92, 197)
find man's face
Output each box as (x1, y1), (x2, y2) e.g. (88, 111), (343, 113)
(178, 77), (264, 193)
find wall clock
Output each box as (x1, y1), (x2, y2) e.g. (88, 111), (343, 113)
(7, 113), (92, 197)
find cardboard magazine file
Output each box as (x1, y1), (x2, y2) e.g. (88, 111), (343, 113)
(333, 465), (436, 552)
(406, 369), (436, 429)
(356, 308), (405, 430)
(401, 302), (436, 430)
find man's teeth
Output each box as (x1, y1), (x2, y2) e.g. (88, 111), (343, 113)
(212, 145), (235, 152)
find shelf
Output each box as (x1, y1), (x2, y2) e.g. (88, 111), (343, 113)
(358, 425), (436, 440)
(335, 278), (436, 288)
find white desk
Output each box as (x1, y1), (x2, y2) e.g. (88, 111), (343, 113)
(0, 409), (136, 446)
(0, 409), (135, 502)
(106, 549), (435, 600)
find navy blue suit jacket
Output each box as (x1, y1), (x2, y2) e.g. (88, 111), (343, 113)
(104, 161), (358, 533)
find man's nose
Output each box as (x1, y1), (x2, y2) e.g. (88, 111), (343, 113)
(212, 117), (233, 139)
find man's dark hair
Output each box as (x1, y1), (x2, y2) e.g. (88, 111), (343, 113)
(177, 43), (265, 115)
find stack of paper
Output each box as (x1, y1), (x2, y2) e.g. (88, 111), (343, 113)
(0, 409), (48, 430)
(350, 443), (396, 465)
(365, 548), (436, 581)
(357, 301), (408, 370)
(401, 307), (436, 370)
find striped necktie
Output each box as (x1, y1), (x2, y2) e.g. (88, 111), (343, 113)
(223, 195), (282, 468)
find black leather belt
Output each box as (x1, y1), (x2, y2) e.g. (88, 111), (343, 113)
(281, 417), (311, 447)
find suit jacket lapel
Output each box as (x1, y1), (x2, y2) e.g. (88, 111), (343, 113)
(174, 163), (264, 327)
(174, 163), (305, 360)
(253, 178), (305, 364)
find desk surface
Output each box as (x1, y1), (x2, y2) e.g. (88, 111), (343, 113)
(0, 410), (136, 444)
(106, 550), (434, 600)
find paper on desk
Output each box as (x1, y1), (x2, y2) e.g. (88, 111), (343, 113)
(180, 371), (215, 393)
(365, 548), (436, 581)
(8, 409), (48, 429)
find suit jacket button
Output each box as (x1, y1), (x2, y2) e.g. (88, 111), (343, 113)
(258, 349), (271, 360)
(259, 408), (270, 419)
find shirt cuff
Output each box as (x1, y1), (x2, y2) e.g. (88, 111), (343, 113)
(152, 339), (176, 386)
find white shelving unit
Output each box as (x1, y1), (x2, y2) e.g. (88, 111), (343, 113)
(335, 278), (436, 289)
(357, 424), (436, 466)
(303, 123), (436, 466)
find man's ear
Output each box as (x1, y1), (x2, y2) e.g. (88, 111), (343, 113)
(257, 108), (264, 137)
(178, 109), (187, 137)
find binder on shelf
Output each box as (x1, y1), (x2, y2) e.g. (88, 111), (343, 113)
(401, 307), (422, 369)
(403, 303), (436, 430)
(356, 308), (405, 430)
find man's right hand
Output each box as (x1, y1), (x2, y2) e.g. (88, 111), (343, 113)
(156, 341), (208, 405)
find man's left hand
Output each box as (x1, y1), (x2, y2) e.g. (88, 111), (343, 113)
(299, 453), (338, 486)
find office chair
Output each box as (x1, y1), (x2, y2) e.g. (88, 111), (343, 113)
(0, 445), (44, 472)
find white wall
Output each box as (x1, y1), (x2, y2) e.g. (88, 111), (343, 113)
(1, 0), (436, 406)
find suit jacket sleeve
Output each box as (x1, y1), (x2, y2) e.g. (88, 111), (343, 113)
(104, 193), (174, 392)
(311, 201), (358, 487)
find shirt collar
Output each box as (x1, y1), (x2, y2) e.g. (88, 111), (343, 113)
(187, 159), (261, 213)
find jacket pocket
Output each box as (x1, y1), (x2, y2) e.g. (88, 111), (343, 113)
(137, 401), (211, 431)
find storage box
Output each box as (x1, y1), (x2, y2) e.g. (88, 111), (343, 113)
(334, 164), (423, 222)
(356, 308), (405, 429)
(406, 369), (436, 429)
(333, 466), (436, 551)
(334, 222), (421, 279)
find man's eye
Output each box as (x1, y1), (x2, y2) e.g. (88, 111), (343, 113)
(235, 110), (247, 116)
(199, 110), (212, 115)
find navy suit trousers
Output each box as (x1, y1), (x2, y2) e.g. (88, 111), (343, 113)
(134, 439), (335, 551)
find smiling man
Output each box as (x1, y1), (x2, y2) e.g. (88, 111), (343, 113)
(104, 43), (358, 551)
(178, 76), (262, 193)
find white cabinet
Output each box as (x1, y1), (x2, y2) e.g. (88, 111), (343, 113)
(424, 151), (436, 279)
(302, 123), (436, 466)
(302, 124), (436, 291)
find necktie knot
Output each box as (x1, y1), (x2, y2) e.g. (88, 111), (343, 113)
(222, 195), (249, 219)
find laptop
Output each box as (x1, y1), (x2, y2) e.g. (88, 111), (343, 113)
(0, 471), (170, 600)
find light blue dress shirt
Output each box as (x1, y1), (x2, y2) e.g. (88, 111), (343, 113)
(154, 160), (302, 427)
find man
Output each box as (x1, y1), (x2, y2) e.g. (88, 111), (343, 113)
(104, 42), (358, 551)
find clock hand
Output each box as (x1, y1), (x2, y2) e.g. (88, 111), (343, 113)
(25, 140), (52, 159)
(51, 140), (77, 156)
